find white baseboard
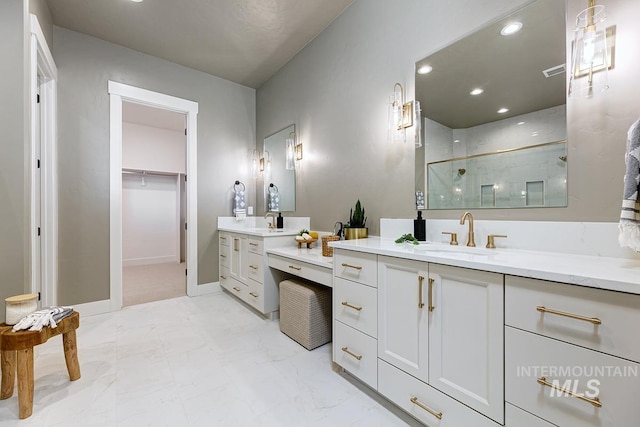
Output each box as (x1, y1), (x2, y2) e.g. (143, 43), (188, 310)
(123, 256), (178, 267)
(190, 281), (222, 296)
(73, 299), (112, 317)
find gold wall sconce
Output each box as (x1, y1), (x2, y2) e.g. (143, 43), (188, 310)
(388, 82), (415, 144)
(251, 149), (271, 180)
(285, 131), (303, 170)
(568, 0), (616, 98)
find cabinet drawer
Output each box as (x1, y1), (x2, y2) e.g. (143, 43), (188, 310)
(334, 249), (377, 287)
(505, 404), (555, 427)
(378, 359), (500, 427)
(219, 244), (230, 268)
(333, 321), (377, 389)
(506, 275), (640, 362)
(334, 277), (377, 338)
(246, 280), (264, 312)
(219, 233), (230, 247)
(247, 252), (263, 284)
(268, 254), (332, 287)
(506, 326), (640, 427)
(248, 237), (263, 254)
(224, 277), (247, 300)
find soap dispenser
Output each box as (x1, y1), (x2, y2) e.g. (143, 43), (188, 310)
(414, 211), (426, 241)
(277, 212), (284, 229)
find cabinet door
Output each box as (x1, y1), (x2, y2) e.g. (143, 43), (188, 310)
(378, 255), (429, 381)
(428, 264), (504, 424)
(229, 234), (248, 283)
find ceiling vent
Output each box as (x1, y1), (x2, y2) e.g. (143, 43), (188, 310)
(542, 63), (566, 78)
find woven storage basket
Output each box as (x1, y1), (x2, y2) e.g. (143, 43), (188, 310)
(279, 280), (332, 350)
(321, 235), (340, 257)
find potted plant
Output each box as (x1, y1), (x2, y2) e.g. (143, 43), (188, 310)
(344, 199), (368, 240)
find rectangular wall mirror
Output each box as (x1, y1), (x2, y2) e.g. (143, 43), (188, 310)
(415, 0), (567, 209)
(264, 124), (296, 212)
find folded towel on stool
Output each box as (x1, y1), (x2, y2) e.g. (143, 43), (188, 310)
(12, 306), (74, 332)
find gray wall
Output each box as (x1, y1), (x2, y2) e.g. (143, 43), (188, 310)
(257, 0), (640, 231)
(53, 27), (256, 305)
(0, 0), (29, 323)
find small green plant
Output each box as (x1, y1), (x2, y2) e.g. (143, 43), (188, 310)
(395, 233), (419, 245)
(347, 200), (367, 228)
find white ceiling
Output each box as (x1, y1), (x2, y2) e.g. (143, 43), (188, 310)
(122, 101), (185, 132)
(45, 0), (354, 89)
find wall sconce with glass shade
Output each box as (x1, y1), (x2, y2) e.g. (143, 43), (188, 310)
(388, 82), (414, 143)
(285, 132), (296, 170)
(257, 150), (271, 181)
(568, 0), (616, 98)
(250, 149), (260, 178)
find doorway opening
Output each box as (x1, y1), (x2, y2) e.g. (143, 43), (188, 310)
(109, 82), (198, 312)
(121, 102), (187, 306)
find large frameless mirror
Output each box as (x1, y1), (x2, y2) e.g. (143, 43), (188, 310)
(264, 124), (296, 212)
(415, 0), (567, 209)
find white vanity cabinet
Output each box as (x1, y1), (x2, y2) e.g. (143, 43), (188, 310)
(377, 255), (429, 381)
(428, 264), (504, 424)
(219, 231), (290, 316)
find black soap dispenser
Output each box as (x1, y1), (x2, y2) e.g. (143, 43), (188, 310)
(414, 211), (426, 241)
(277, 212), (284, 229)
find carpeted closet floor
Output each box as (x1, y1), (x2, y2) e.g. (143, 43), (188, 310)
(123, 262), (186, 307)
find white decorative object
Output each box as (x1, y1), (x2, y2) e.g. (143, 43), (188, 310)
(5, 293), (38, 326)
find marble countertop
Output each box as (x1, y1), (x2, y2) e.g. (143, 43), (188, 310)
(330, 237), (640, 295)
(266, 246), (333, 269)
(218, 226), (300, 237)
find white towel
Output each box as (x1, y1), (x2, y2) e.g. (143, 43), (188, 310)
(233, 181), (246, 220)
(618, 119), (640, 251)
(12, 306), (74, 332)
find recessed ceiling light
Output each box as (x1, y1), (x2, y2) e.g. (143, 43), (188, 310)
(500, 22), (523, 36)
(517, 121), (525, 125)
(454, 139), (460, 143)
(497, 108), (509, 114)
(130, 0), (144, 3)
(470, 88), (484, 96)
(417, 65), (433, 75)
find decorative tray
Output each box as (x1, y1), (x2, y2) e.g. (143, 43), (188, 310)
(295, 238), (317, 249)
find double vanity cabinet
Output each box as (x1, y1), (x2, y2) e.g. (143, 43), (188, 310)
(330, 239), (640, 427)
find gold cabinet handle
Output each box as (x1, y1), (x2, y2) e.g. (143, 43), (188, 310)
(410, 397), (443, 420)
(289, 265), (302, 271)
(537, 377), (602, 408)
(232, 287), (241, 292)
(249, 265), (258, 270)
(341, 263), (362, 270)
(341, 346), (362, 361)
(233, 238), (239, 252)
(220, 236), (227, 241)
(249, 292), (258, 298)
(220, 254), (226, 258)
(249, 242), (259, 246)
(428, 278), (435, 312)
(418, 275), (425, 309)
(220, 275), (227, 280)
(341, 301), (363, 311)
(536, 306), (601, 325)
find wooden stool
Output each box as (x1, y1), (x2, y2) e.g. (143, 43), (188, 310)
(0, 311), (81, 419)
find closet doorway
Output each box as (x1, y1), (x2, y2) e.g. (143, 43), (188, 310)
(109, 81), (198, 312)
(121, 102), (187, 306)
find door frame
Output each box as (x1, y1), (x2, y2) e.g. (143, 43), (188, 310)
(108, 81), (198, 311)
(30, 15), (57, 306)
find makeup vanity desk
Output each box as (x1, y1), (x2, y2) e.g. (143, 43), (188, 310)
(266, 246), (333, 287)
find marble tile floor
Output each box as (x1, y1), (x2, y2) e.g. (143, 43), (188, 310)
(0, 292), (420, 426)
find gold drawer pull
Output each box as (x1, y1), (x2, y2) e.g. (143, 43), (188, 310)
(341, 346), (362, 361)
(537, 377), (602, 408)
(410, 396), (443, 420)
(249, 265), (258, 270)
(232, 287), (241, 292)
(220, 236), (227, 241)
(289, 265), (302, 271)
(249, 242), (259, 246)
(249, 292), (258, 298)
(418, 275), (425, 309)
(341, 301), (363, 311)
(220, 275), (227, 280)
(220, 254), (227, 258)
(536, 306), (601, 325)
(428, 278), (435, 312)
(341, 263), (362, 270)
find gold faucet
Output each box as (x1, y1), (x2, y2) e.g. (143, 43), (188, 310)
(460, 211), (475, 247)
(265, 212), (276, 229)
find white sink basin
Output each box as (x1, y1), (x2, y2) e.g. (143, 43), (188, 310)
(415, 244), (495, 256)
